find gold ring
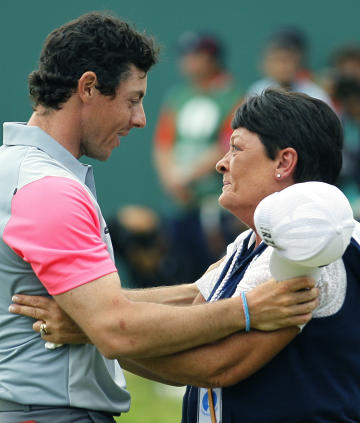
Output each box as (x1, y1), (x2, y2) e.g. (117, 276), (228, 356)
(40, 322), (48, 338)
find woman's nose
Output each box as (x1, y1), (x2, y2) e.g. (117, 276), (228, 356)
(216, 152), (229, 174)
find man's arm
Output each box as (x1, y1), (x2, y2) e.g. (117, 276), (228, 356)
(123, 258), (224, 305)
(123, 283), (199, 305)
(116, 291), (298, 387)
(179, 143), (224, 185)
(10, 274), (318, 361)
(53, 271), (250, 359)
(52, 271), (293, 359)
(154, 147), (192, 204)
(6, 174), (317, 363)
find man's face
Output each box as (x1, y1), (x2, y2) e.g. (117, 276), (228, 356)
(179, 51), (216, 81)
(80, 65), (147, 160)
(343, 96), (360, 122)
(264, 47), (301, 86)
(339, 59), (360, 80)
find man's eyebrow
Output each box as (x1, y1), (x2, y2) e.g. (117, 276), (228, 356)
(129, 90), (145, 99)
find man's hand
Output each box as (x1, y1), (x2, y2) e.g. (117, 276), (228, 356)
(247, 276), (319, 331)
(9, 295), (88, 344)
(9, 276), (319, 346)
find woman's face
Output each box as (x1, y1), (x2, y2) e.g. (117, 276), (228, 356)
(216, 127), (281, 227)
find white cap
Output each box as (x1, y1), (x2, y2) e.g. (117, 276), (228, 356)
(254, 182), (355, 281)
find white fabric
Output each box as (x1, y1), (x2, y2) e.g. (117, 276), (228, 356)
(254, 182), (355, 270)
(195, 221), (357, 319)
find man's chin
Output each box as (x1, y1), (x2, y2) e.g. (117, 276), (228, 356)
(83, 149), (112, 162)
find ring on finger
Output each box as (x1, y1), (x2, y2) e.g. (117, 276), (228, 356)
(40, 322), (48, 338)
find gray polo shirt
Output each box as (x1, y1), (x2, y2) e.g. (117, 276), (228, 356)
(0, 122), (130, 413)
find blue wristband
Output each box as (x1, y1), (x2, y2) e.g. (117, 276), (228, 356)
(241, 291), (251, 332)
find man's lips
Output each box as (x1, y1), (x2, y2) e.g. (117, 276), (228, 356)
(117, 130), (129, 137)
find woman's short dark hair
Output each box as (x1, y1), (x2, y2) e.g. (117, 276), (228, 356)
(232, 89), (343, 184)
(28, 12), (159, 110)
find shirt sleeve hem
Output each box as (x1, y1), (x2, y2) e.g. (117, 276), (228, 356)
(46, 265), (118, 295)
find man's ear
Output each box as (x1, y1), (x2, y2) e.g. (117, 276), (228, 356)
(77, 71), (98, 103)
(274, 147), (298, 181)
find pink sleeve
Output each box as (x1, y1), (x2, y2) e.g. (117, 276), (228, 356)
(3, 176), (117, 295)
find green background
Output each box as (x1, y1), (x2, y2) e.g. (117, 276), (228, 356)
(1, 0), (359, 219)
(1, 2), (359, 422)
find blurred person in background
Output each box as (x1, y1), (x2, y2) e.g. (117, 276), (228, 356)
(107, 205), (178, 288)
(247, 26), (330, 104)
(331, 44), (360, 80)
(333, 74), (360, 219)
(153, 31), (244, 283)
(320, 43), (360, 111)
(318, 44), (360, 219)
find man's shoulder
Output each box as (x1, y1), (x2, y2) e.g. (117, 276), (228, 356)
(17, 147), (81, 191)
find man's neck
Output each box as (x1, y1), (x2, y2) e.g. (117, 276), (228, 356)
(27, 98), (82, 159)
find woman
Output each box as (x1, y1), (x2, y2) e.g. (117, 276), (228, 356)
(11, 89), (360, 422)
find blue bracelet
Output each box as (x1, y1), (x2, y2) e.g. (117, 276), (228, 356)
(241, 291), (251, 332)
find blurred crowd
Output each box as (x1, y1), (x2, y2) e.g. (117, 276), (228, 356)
(108, 27), (360, 288)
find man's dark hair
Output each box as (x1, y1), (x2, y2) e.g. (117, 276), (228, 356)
(267, 26), (307, 56)
(177, 31), (224, 63)
(232, 89), (343, 184)
(28, 12), (159, 109)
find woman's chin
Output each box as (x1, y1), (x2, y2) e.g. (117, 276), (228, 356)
(218, 195), (233, 212)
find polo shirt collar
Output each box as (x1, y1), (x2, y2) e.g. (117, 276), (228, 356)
(3, 122), (97, 197)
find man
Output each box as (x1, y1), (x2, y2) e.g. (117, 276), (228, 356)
(247, 26), (330, 105)
(333, 74), (360, 219)
(1, 13), (318, 423)
(153, 31), (244, 282)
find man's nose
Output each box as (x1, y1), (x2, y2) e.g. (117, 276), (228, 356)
(132, 104), (146, 128)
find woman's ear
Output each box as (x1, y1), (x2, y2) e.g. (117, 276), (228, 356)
(274, 147), (298, 181)
(77, 71), (98, 103)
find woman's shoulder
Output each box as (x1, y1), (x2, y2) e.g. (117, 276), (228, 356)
(227, 229), (253, 255)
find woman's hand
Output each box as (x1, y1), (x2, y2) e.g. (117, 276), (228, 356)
(9, 295), (90, 344)
(247, 276), (319, 331)
(9, 275), (319, 345)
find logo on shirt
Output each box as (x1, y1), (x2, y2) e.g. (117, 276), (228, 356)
(104, 226), (109, 235)
(198, 387), (222, 422)
(201, 390), (217, 416)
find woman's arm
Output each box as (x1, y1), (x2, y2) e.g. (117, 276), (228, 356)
(118, 292), (299, 388)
